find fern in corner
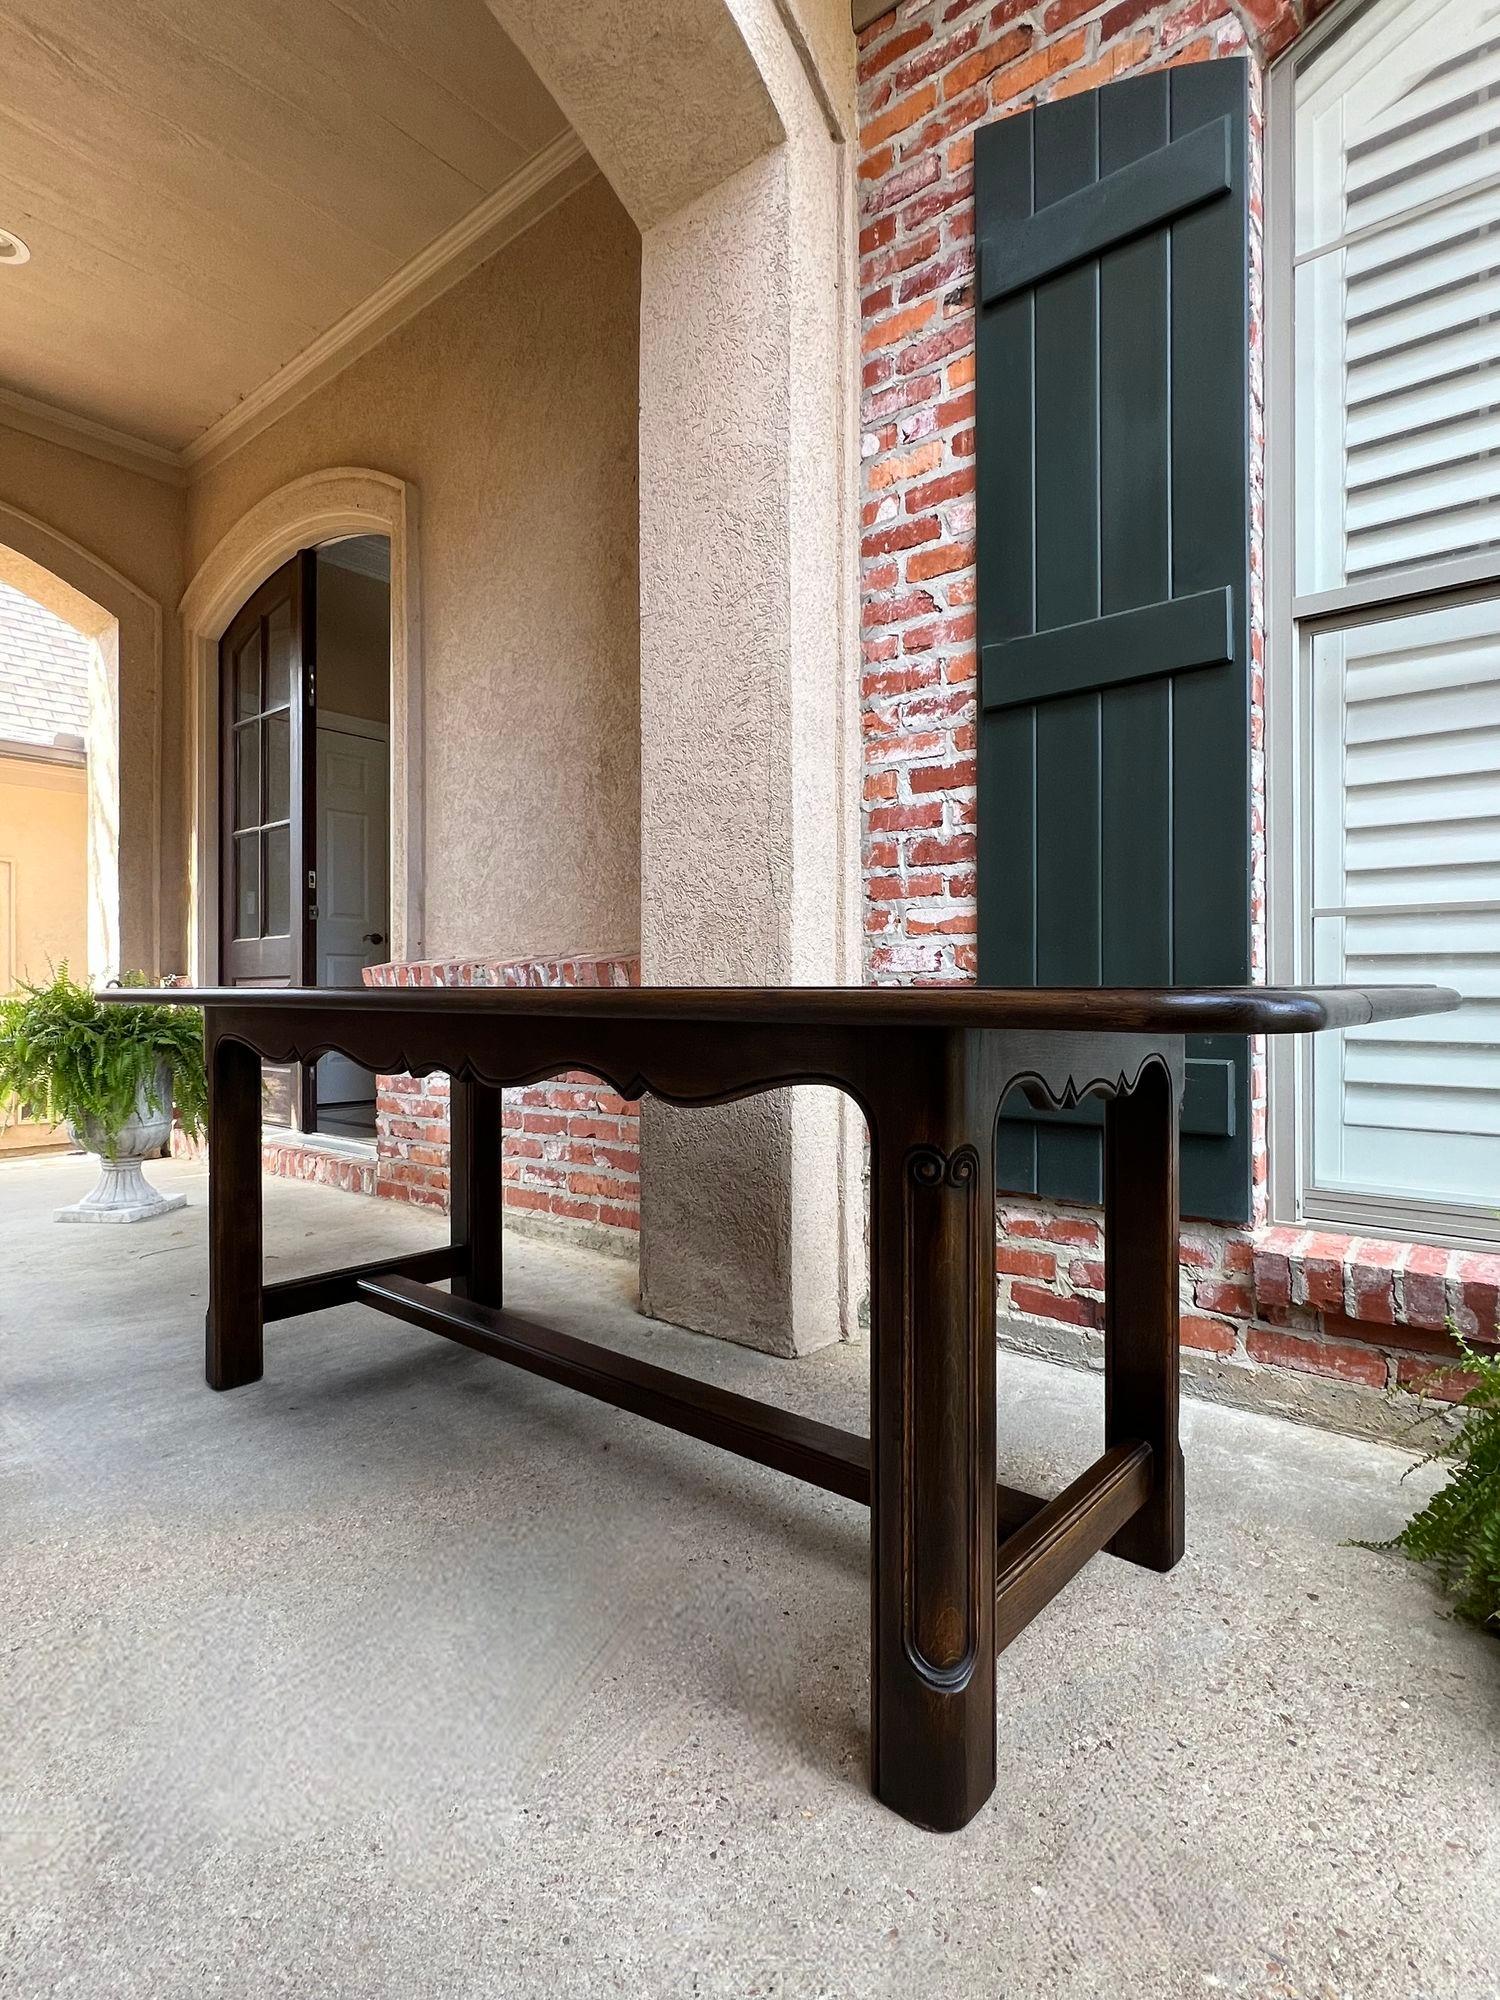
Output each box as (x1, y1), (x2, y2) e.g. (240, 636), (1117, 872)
(1364, 1334), (1500, 1633)
(0, 965), (207, 1153)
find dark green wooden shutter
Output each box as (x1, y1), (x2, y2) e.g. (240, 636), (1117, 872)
(975, 59), (1252, 1224)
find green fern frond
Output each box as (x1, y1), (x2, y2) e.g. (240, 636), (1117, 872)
(1363, 1333), (1500, 1633)
(0, 965), (207, 1153)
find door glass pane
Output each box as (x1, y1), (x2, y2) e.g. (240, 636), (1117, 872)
(233, 832), (260, 939)
(234, 722), (260, 830)
(266, 599), (293, 709)
(264, 709), (290, 823)
(234, 630), (260, 719)
(264, 823), (290, 937)
(261, 1064), (294, 1130)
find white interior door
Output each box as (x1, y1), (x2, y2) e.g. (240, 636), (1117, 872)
(315, 720), (388, 1111)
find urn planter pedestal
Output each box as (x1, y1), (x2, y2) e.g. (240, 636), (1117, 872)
(55, 1065), (186, 1224)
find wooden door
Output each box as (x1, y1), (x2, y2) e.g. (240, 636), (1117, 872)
(313, 720), (388, 1112)
(219, 552), (317, 1125)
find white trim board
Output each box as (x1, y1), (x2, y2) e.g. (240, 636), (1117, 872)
(0, 133), (594, 490)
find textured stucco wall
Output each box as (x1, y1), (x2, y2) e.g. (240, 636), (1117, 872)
(186, 174), (642, 966)
(629, 0), (862, 1353)
(0, 424), (185, 973)
(488, 0), (861, 1353)
(486, 0), (785, 231)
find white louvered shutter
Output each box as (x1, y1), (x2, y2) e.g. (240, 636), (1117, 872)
(1295, 0), (1500, 591)
(1306, 601), (1500, 1204)
(1286, 0), (1500, 1230)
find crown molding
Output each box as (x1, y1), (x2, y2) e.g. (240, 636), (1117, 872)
(182, 129), (593, 475)
(0, 129), (594, 491)
(0, 385), (186, 487)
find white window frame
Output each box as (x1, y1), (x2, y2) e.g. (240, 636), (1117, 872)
(1266, 0), (1500, 1250)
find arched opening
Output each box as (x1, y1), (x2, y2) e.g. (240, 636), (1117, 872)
(0, 507), (163, 987)
(0, 569), (91, 1157)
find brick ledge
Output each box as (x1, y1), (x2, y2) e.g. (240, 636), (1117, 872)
(1251, 1227), (1500, 1345)
(998, 1194), (1498, 1405)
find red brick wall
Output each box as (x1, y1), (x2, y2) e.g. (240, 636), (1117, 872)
(859, 0), (1252, 992)
(361, 956), (641, 1243)
(857, 0), (1499, 1405)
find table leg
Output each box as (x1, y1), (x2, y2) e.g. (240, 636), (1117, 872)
(449, 1076), (504, 1308)
(1103, 1057), (1184, 1571)
(869, 1041), (998, 1832)
(206, 1032), (263, 1391)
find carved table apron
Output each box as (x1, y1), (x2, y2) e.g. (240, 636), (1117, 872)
(102, 982), (1457, 1832)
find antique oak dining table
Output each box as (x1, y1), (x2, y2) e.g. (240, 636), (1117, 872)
(103, 980), (1457, 1832)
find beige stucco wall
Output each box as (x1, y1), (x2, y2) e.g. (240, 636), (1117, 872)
(316, 561), (389, 724)
(0, 425), (185, 973)
(491, 0), (860, 1351)
(187, 173), (642, 964)
(0, 750), (88, 1152)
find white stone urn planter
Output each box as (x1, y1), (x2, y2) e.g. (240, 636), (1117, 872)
(55, 1062), (186, 1224)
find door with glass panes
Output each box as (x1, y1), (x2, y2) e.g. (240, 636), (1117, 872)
(219, 552), (317, 1128)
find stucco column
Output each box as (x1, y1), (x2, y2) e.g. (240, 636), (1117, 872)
(488, 0), (861, 1354)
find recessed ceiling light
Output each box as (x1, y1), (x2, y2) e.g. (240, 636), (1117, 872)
(0, 228), (32, 266)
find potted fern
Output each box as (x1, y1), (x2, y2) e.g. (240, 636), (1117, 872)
(0, 966), (207, 1222)
(1364, 1334), (1500, 1634)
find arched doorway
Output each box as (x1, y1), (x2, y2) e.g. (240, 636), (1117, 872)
(182, 471), (416, 1141)
(180, 468), (421, 990)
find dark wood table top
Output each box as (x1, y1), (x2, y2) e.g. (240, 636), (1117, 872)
(103, 983), (1459, 1036)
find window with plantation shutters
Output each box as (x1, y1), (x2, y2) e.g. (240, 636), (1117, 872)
(1268, 0), (1500, 1245)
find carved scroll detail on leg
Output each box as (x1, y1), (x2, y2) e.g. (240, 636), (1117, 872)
(901, 1142), (983, 1687)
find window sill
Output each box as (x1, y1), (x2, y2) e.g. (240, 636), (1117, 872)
(1252, 1225), (1500, 1346)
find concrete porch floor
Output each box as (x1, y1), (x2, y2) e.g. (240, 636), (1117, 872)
(2, 1155), (1497, 2000)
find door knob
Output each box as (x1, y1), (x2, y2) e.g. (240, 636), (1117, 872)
(363, 932), (386, 946)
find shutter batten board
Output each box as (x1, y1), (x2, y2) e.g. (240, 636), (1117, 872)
(1032, 89), (1108, 1204)
(977, 60), (1254, 1221)
(979, 115), (1233, 305)
(980, 586), (1236, 709)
